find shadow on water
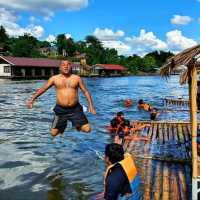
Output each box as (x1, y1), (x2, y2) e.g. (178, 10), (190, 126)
(0, 76), (195, 199)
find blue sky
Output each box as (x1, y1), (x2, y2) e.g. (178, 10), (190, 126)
(0, 0), (200, 55)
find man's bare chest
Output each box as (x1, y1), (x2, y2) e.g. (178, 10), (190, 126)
(55, 78), (79, 89)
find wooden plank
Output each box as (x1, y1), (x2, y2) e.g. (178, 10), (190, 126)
(133, 155), (191, 164)
(162, 162), (170, 200)
(143, 159), (152, 200)
(182, 124), (189, 142)
(184, 165), (192, 199)
(169, 164), (180, 200)
(148, 124), (154, 140)
(168, 124), (173, 141)
(152, 123), (158, 141)
(158, 123), (164, 144)
(123, 140), (130, 152)
(178, 124), (187, 159)
(134, 121), (196, 124)
(153, 162), (163, 200)
(177, 123), (184, 143)
(177, 165), (188, 200)
(126, 140), (137, 154)
(186, 124), (191, 140)
(182, 124), (191, 159)
(173, 124), (179, 144)
(164, 123), (169, 143)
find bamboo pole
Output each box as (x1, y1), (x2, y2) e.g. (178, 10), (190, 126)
(170, 164), (180, 200)
(164, 123), (168, 143)
(153, 162), (162, 200)
(189, 64), (198, 200)
(162, 163), (169, 200)
(189, 65), (198, 179)
(178, 165), (188, 200)
(143, 159), (152, 200)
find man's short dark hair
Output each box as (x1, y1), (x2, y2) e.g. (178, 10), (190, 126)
(138, 99), (144, 104)
(105, 143), (124, 164)
(117, 111), (124, 117)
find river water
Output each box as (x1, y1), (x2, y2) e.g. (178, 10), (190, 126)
(0, 76), (193, 199)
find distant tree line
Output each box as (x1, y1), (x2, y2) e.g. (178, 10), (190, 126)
(0, 25), (174, 74)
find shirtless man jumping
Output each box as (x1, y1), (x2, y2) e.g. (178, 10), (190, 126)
(26, 60), (96, 137)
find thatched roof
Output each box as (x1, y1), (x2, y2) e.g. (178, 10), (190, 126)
(160, 44), (200, 84)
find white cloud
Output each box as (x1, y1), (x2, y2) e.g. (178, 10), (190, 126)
(0, 8), (44, 38)
(29, 25), (44, 38)
(124, 29), (167, 56)
(99, 28), (198, 56)
(102, 40), (131, 55)
(46, 34), (56, 43)
(93, 28), (124, 41)
(0, 0), (88, 20)
(65, 33), (72, 39)
(171, 15), (192, 25)
(166, 30), (197, 52)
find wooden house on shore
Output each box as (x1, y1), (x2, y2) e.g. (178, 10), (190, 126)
(91, 64), (127, 76)
(0, 56), (87, 79)
(0, 56), (127, 78)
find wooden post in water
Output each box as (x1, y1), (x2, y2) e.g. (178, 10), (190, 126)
(189, 63), (198, 200)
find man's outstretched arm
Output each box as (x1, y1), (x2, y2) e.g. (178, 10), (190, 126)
(78, 77), (96, 114)
(26, 77), (54, 108)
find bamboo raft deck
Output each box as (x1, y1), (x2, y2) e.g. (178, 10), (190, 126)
(164, 98), (189, 108)
(123, 121), (193, 200)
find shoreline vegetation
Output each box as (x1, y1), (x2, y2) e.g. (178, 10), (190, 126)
(0, 25), (174, 75)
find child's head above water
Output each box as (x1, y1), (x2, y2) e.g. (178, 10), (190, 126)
(138, 99), (144, 104)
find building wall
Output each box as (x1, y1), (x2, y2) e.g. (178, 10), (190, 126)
(0, 64), (11, 77)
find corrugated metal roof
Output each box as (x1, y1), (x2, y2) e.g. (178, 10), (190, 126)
(95, 64), (127, 71)
(0, 56), (60, 67)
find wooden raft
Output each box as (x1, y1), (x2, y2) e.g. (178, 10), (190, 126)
(123, 121), (194, 200)
(164, 98), (190, 108)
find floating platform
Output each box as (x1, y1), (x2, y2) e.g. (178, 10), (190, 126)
(122, 121), (193, 200)
(164, 98), (189, 108)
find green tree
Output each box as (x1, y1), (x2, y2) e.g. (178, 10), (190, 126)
(56, 34), (76, 57)
(142, 55), (157, 72)
(76, 41), (87, 53)
(120, 55), (143, 74)
(85, 35), (105, 65)
(38, 40), (51, 48)
(0, 25), (9, 44)
(56, 34), (67, 56)
(0, 25), (10, 53)
(145, 50), (174, 67)
(65, 37), (76, 57)
(85, 35), (102, 47)
(103, 48), (119, 64)
(12, 34), (41, 57)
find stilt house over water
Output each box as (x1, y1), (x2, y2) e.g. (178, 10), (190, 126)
(160, 44), (200, 200)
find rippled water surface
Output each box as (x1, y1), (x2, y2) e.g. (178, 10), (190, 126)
(0, 76), (194, 200)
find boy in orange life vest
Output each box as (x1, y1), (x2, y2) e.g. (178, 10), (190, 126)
(110, 112), (126, 129)
(137, 99), (152, 111)
(103, 143), (142, 200)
